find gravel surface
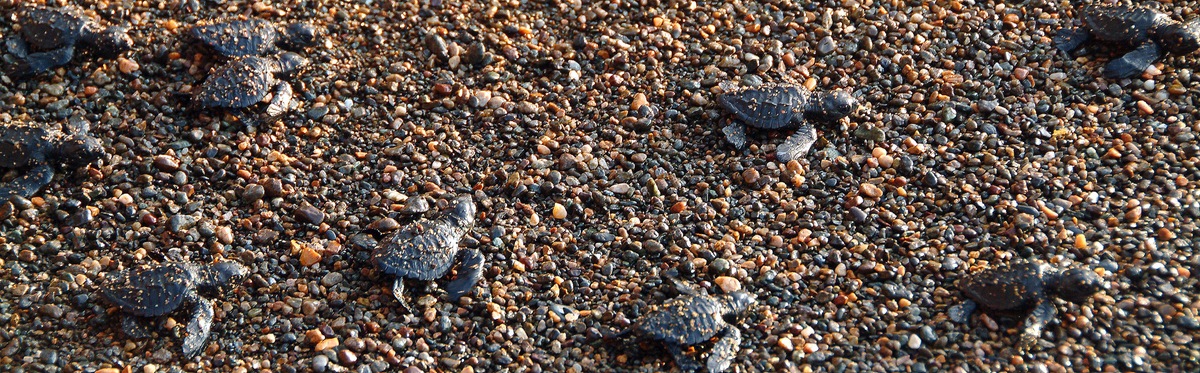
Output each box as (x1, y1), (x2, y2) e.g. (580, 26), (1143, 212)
(1, 0), (1198, 372)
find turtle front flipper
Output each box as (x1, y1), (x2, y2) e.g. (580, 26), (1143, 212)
(264, 82), (294, 118)
(706, 325), (741, 373)
(666, 342), (703, 372)
(444, 249), (485, 301)
(182, 294), (215, 357)
(948, 299), (978, 324)
(0, 163), (55, 200)
(1104, 41), (1161, 79)
(1020, 301), (1057, 348)
(10, 44), (76, 78)
(722, 123), (747, 150)
(775, 123), (817, 162)
(1053, 27), (1091, 54)
(121, 315), (155, 339)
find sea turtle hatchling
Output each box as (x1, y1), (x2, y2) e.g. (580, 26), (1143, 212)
(0, 120), (105, 200)
(371, 195), (484, 311)
(188, 19), (319, 59)
(717, 83), (858, 162)
(101, 261), (248, 357)
(949, 261), (1104, 346)
(193, 52), (308, 117)
(1055, 5), (1200, 79)
(607, 285), (756, 373)
(5, 6), (132, 78)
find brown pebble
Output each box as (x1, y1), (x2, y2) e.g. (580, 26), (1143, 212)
(714, 276), (741, 293)
(305, 329), (325, 344)
(1136, 100), (1153, 115)
(117, 57), (140, 74)
(670, 201), (687, 213)
(631, 93), (649, 111)
(295, 204), (325, 225)
(299, 247), (322, 266)
(153, 155), (179, 171)
(859, 183), (882, 198)
(742, 168), (760, 185)
(315, 337), (339, 351)
(338, 349), (358, 365)
(369, 217), (400, 231)
(778, 337), (794, 351)
(552, 203), (567, 219)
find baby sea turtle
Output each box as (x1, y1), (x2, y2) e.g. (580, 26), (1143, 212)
(949, 261), (1103, 346)
(5, 6), (132, 78)
(102, 261), (248, 357)
(371, 195), (484, 311)
(1055, 5), (1200, 79)
(0, 121), (105, 200)
(189, 19), (319, 59)
(193, 52), (308, 117)
(717, 83), (858, 162)
(608, 285), (756, 373)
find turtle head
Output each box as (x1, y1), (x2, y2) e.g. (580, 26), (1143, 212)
(200, 261), (248, 291)
(88, 26), (134, 58)
(1158, 19), (1200, 55)
(275, 52), (309, 75)
(447, 195), (477, 228)
(280, 22), (320, 50)
(720, 290), (757, 316)
(1052, 268), (1103, 304)
(55, 135), (105, 167)
(810, 91), (858, 122)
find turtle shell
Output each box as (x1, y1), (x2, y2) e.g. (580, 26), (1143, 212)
(959, 262), (1045, 313)
(371, 219), (465, 281)
(102, 263), (198, 317)
(1082, 5), (1167, 44)
(0, 124), (53, 168)
(190, 19), (279, 58)
(717, 85), (810, 130)
(636, 294), (727, 346)
(18, 7), (86, 51)
(195, 56), (277, 110)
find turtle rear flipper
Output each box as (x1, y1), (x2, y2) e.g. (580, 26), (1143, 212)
(121, 315), (154, 339)
(1054, 27), (1091, 54)
(444, 248), (485, 301)
(775, 124), (817, 162)
(0, 163), (55, 200)
(1104, 41), (1161, 78)
(9, 44), (75, 78)
(707, 326), (741, 373)
(722, 123), (747, 150)
(182, 294), (214, 358)
(391, 278), (412, 313)
(667, 343), (703, 372)
(7, 36), (31, 59)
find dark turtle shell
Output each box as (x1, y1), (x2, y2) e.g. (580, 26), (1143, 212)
(102, 263), (199, 317)
(717, 85), (809, 130)
(18, 7), (86, 51)
(371, 221), (462, 281)
(190, 19), (278, 58)
(1082, 5), (1168, 44)
(0, 125), (53, 168)
(959, 261), (1045, 313)
(195, 56), (277, 110)
(636, 294), (728, 346)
